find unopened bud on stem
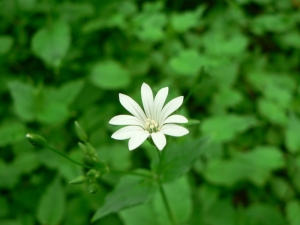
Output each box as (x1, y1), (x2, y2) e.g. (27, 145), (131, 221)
(74, 121), (88, 142)
(26, 134), (47, 148)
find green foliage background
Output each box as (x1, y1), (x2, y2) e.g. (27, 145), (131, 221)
(1, 0), (300, 224)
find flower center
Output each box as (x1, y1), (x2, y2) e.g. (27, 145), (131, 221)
(144, 119), (160, 133)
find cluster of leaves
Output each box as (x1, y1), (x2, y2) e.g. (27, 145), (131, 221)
(1, 0), (300, 224)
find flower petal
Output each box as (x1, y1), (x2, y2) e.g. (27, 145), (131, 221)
(154, 87), (168, 121)
(151, 132), (166, 150)
(119, 93), (146, 123)
(128, 131), (150, 150)
(109, 115), (144, 127)
(161, 124), (189, 137)
(141, 83), (154, 119)
(111, 126), (144, 140)
(159, 96), (184, 125)
(163, 115), (188, 124)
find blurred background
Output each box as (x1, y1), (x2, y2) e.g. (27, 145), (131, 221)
(1, 0), (300, 224)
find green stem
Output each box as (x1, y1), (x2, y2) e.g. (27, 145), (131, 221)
(155, 147), (177, 225)
(158, 179), (177, 225)
(183, 66), (205, 106)
(46, 146), (93, 170)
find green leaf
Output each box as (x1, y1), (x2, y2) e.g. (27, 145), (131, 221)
(92, 173), (157, 222)
(204, 199), (235, 225)
(285, 114), (300, 153)
(7, 81), (35, 121)
(0, 35), (13, 54)
(258, 98), (287, 125)
(37, 177), (65, 225)
(201, 114), (257, 143)
(168, 49), (202, 76)
(31, 21), (71, 67)
(156, 136), (209, 182)
(90, 60), (131, 89)
(170, 6), (205, 33)
(120, 176), (192, 225)
(55, 80), (84, 106)
(246, 203), (286, 225)
(286, 200), (300, 225)
(0, 122), (25, 147)
(204, 146), (284, 186)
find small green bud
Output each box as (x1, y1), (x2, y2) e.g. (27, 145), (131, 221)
(74, 121), (88, 142)
(69, 175), (86, 185)
(87, 169), (100, 178)
(26, 134), (47, 148)
(86, 142), (97, 156)
(88, 183), (100, 194)
(78, 142), (88, 154)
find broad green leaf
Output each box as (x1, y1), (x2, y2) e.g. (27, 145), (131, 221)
(37, 178), (65, 225)
(153, 176), (192, 224)
(286, 200), (300, 225)
(92, 173), (157, 222)
(168, 49), (202, 76)
(211, 88), (243, 113)
(270, 177), (294, 201)
(201, 114), (257, 143)
(258, 98), (287, 125)
(170, 6), (205, 33)
(203, 32), (248, 57)
(0, 160), (19, 188)
(90, 60), (130, 89)
(204, 146), (284, 186)
(120, 176), (192, 225)
(0, 195), (9, 218)
(7, 81), (35, 121)
(0, 36), (13, 54)
(55, 80), (84, 106)
(204, 199), (235, 225)
(96, 144), (131, 170)
(285, 114), (300, 153)
(246, 203), (286, 225)
(156, 136), (209, 182)
(31, 21), (71, 67)
(0, 122), (25, 146)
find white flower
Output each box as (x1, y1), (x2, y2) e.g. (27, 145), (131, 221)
(109, 83), (189, 151)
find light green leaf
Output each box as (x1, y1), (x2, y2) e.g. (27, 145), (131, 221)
(246, 203), (286, 225)
(204, 146), (284, 186)
(0, 36), (13, 54)
(285, 114), (300, 153)
(258, 98), (287, 125)
(90, 60), (131, 89)
(92, 173), (157, 222)
(153, 176), (192, 224)
(286, 200), (300, 225)
(204, 200), (235, 225)
(168, 49), (202, 76)
(56, 80), (84, 106)
(96, 144), (131, 170)
(201, 114), (257, 143)
(156, 136), (209, 182)
(31, 21), (71, 67)
(120, 176), (192, 225)
(37, 178), (65, 225)
(0, 122), (26, 147)
(7, 81), (35, 121)
(170, 6), (205, 33)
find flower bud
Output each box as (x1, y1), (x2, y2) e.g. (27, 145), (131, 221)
(69, 175), (86, 185)
(26, 134), (47, 148)
(74, 121), (88, 142)
(78, 142), (88, 154)
(88, 183), (100, 194)
(86, 142), (97, 156)
(87, 169), (100, 178)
